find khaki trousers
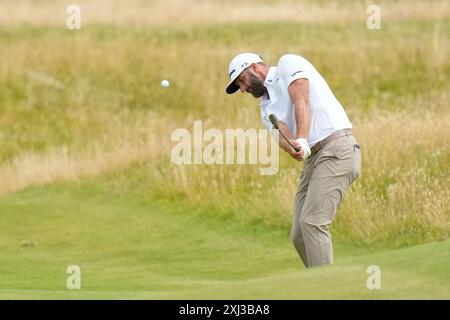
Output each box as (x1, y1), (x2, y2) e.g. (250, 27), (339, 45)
(291, 134), (361, 267)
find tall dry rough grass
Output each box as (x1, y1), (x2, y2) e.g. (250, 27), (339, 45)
(1, 0), (449, 27)
(146, 104), (450, 244)
(0, 113), (173, 196)
(0, 0), (448, 246)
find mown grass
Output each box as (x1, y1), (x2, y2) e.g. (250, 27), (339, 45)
(0, 179), (448, 299)
(0, 181), (297, 291)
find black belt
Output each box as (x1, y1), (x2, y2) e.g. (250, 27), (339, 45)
(310, 129), (353, 156)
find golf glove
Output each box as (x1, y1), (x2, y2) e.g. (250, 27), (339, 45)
(295, 138), (311, 159)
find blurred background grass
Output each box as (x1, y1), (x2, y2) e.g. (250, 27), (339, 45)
(0, 0), (449, 296)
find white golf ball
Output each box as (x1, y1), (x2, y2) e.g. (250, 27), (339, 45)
(161, 80), (170, 88)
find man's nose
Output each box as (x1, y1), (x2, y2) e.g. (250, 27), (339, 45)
(240, 83), (246, 93)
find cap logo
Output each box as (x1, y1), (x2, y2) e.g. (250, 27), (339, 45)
(229, 69), (236, 77)
(241, 62), (249, 68)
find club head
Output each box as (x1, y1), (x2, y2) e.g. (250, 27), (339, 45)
(269, 114), (279, 129)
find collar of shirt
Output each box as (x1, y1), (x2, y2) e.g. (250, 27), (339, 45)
(263, 66), (277, 88)
(260, 66), (277, 104)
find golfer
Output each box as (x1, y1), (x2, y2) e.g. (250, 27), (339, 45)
(225, 53), (361, 267)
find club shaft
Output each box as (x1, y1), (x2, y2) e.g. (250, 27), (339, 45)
(277, 129), (301, 152)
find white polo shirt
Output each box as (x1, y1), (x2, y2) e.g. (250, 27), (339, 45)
(260, 54), (352, 146)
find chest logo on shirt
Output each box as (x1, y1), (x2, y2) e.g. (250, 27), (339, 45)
(291, 70), (304, 77)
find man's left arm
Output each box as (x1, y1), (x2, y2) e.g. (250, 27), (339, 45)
(288, 78), (311, 157)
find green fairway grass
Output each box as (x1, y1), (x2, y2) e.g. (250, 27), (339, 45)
(0, 178), (448, 299)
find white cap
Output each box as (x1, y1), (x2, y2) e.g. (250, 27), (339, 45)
(225, 52), (263, 94)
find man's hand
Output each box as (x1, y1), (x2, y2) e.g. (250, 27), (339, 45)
(286, 139), (305, 160)
(284, 138), (311, 161)
(274, 120), (310, 160)
(295, 138), (311, 159)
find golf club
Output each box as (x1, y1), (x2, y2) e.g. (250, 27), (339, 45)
(269, 114), (301, 152)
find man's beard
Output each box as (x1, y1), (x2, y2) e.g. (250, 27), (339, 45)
(247, 72), (266, 98)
